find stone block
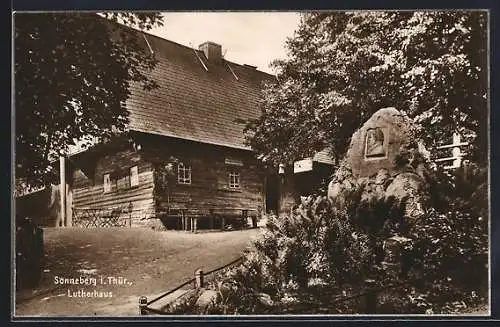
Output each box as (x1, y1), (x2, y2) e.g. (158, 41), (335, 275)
(385, 172), (428, 224)
(344, 107), (418, 179)
(195, 289), (219, 309)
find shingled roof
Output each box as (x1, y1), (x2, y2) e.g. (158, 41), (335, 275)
(125, 31), (275, 150)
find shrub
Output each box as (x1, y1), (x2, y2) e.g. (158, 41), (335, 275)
(198, 162), (488, 315)
(200, 194), (376, 314)
(428, 161), (488, 216)
(401, 207), (488, 313)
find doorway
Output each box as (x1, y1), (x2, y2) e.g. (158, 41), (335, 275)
(265, 173), (279, 214)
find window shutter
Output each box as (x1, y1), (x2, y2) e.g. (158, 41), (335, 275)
(103, 174), (111, 193)
(130, 166), (139, 187)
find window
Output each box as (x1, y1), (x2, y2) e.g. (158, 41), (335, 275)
(177, 163), (191, 184)
(229, 172), (240, 189)
(103, 173), (111, 193)
(130, 166), (139, 187)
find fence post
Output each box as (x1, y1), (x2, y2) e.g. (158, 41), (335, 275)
(193, 216), (198, 233)
(452, 132), (462, 168)
(221, 216), (225, 231)
(195, 269), (204, 288)
(139, 296), (148, 315)
(363, 279), (377, 314)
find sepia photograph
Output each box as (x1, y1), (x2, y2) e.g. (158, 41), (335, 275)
(12, 10), (490, 317)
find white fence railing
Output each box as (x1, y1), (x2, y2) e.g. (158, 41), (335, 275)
(433, 132), (469, 170)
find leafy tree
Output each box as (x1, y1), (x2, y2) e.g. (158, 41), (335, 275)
(15, 12), (164, 187)
(245, 11), (488, 166)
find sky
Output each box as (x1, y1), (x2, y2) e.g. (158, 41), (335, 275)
(147, 12), (302, 74)
(68, 12), (301, 155)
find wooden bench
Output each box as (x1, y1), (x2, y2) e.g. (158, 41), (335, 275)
(158, 207), (258, 232)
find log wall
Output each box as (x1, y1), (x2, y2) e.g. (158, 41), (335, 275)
(71, 148), (155, 227)
(70, 136), (266, 228)
(141, 137), (265, 220)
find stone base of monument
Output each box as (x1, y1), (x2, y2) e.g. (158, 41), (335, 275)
(327, 107), (432, 226)
(382, 236), (412, 278)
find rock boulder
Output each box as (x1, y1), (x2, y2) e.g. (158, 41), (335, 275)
(344, 107), (418, 179)
(327, 107), (431, 227)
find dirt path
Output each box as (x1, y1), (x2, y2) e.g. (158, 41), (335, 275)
(15, 227), (259, 316)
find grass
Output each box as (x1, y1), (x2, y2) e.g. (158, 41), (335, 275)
(14, 227), (259, 316)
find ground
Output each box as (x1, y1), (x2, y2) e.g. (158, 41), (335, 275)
(15, 227), (259, 316)
(13, 226), (489, 317)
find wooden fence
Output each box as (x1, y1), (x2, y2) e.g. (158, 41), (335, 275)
(137, 263), (425, 315)
(72, 203), (133, 228)
(139, 256), (244, 315)
(433, 132), (469, 170)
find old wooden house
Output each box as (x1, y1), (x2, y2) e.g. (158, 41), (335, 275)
(27, 26), (335, 229)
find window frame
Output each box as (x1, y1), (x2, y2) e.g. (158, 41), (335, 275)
(228, 171), (240, 189)
(177, 162), (192, 185)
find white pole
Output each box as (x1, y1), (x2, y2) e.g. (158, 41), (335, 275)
(66, 184), (72, 227)
(59, 156), (66, 227)
(452, 132), (462, 168)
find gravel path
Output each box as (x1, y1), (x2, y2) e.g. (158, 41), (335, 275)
(15, 227), (259, 316)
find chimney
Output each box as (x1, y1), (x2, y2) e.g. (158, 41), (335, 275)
(199, 41), (222, 62)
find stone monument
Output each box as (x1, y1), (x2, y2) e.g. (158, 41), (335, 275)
(328, 107), (431, 227)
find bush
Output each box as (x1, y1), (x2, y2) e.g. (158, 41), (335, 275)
(195, 163), (488, 315)
(199, 195), (376, 314)
(371, 162), (489, 313)
(399, 207), (488, 313)
(428, 161), (488, 216)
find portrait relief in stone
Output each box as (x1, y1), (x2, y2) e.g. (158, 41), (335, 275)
(364, 127), (387, 159)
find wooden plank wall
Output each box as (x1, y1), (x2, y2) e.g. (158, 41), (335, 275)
(71, 136), (267, 228)
(143, 138), (265, 219)
(71, 148), (155, 227)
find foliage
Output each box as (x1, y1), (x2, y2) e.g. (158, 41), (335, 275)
(428, 161), (488, 217)
(245, 11), (487, 166)
(369, 163), (488, 313)
(15, 12), (164, 187)
(198, 195), (377, 314)
(152, 157), (179, 199)
(375, 205), (488, 314)
(195, 171), (487, 314)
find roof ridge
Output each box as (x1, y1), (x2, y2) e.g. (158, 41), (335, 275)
(143, 31), (275, 78)
(96, 14), (207, 56)
(98, 14), (275, 78)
